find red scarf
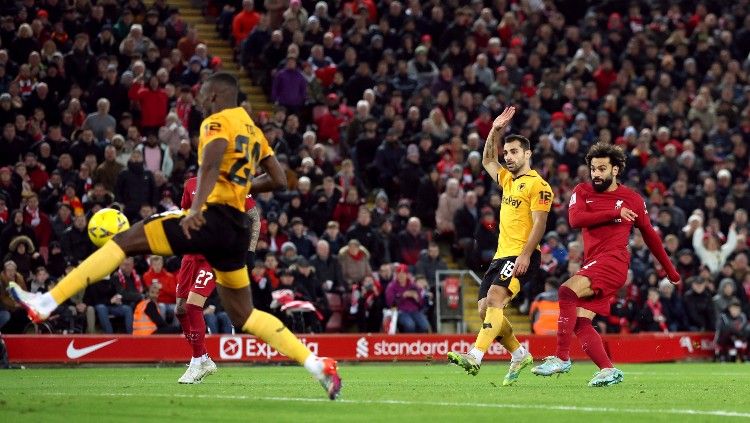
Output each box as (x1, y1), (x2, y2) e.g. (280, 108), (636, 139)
(646, 299), (667, 332)
(117, 269), (143, 293)
(348, 248), (365, 261)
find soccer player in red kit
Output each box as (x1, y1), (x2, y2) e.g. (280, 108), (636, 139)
(532, 142), (680, 387)
(175, 176), (260, 384)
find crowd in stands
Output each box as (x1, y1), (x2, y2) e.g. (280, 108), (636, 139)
(0, 0), (749, 358)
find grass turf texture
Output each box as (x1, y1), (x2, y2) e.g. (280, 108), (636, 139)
(1, 363), (749, 422)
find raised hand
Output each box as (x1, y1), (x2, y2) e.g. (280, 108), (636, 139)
(493, 106), (516, 130)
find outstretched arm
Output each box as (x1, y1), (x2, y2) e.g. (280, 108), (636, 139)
(636, 206), (680, 283)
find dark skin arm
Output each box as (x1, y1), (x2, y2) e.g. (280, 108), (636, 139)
(249, 155), (288, 195)
(180, 139), (227, 239)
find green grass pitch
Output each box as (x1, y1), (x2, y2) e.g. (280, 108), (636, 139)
(1, 362), (749, 422)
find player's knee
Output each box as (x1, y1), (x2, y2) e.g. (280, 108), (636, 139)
(227, 307), (253, 329)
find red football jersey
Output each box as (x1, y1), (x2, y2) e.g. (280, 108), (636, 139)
(568, 182), (678, 280)
(568, 183), (646, 262)
(180, 177), (256, 263)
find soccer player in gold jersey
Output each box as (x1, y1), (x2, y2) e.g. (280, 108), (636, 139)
(448, 106), (553, 386)
(10, 73), (342, 399)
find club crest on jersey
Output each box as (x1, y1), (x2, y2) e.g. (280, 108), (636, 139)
(615, 199), (623, 209)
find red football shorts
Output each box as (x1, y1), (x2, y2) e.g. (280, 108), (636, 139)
(575, 255), (629, 316)
(176, 256), (216, 299)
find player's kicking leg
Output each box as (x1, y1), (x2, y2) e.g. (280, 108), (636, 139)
(8, 220), (154, 322)
(574, 308), (623, 387)
(216, 282), (341, 399)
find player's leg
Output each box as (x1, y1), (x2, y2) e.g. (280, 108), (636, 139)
(215, 268), (342, 400)
(532, 274), (593, 376)
(574, 307), (623, 387)
(9, 219), (158, 322)
(178, 291), (217, 384)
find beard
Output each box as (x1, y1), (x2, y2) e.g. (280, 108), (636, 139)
(592, 176), (613, 192)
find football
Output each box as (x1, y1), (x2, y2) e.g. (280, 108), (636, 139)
(87, 208), (130, 247)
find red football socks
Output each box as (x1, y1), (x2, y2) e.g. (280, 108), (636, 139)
(186, 304), (207, 358)
(575, 317), (613, 369)
(555, 286), (578, 361)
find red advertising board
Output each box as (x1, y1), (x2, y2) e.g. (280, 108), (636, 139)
(3, 332), (714, 364)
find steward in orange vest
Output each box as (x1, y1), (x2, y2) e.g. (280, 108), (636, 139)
(529, 279), (560, 335)
(133, 284), (181, 335)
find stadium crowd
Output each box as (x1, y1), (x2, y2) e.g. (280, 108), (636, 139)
(0, 0), (749, 358)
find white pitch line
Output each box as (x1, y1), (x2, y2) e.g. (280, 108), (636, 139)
(35, 391), (750, 419)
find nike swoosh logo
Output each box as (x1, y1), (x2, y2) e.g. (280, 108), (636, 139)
(586, 200), (594, 203)
(66, 339), (117, 359)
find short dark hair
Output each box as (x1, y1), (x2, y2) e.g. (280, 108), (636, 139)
(504, 134), (531, 151)
(205, 72), (238, 91)
(585, 142), (626, 173)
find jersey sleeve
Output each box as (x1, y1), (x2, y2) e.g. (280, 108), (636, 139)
(200, 115), (231, 146)
(530, 178), (554, 212)
(255, 128), (274, 161)
(567, 183), (620, 229)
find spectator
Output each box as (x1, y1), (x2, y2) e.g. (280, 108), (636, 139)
(232, 0), (261, 45)
(658, 278), (688, 332)
(435, 177), (464, 236)
(345, 206), (378, 263)
(272, 56), (307, 114)
(0, 260), (27, 333)
(414, 242), (448, 286)
(635, 288), (670, 333)
(385, 264), (430, 333)
(4, 235), (43, 278)
(715, 299), (749, 362)
(338, 238), (371, 290)
(692, 220), (738, 274)
(83, 274), (134, 334)
(310, 239), (343, 293)
(396, 217), (428, 267)
(203, 288), (234, 334)
(22, 194), (52, 256)
(128, 74), (169, 132)
(93, 146), (124, 193)
(115, 150), (158, 222)
(714, 278), (738, 317)
(321, 220), (345, 253)
(684, 277), (716, 331)
(0, 210), (36, 258)
(292, 257), (329, 326)
(288, 217), (314, 258)
(529, 278), (559, 335)
(60, 214), (94, 264)
(115, 257), (144, 309)
(136, 130), (173, 179)
(82, 99), (116, 143)
(142, 255), (177, 323)
(132, 284), (180, 335)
